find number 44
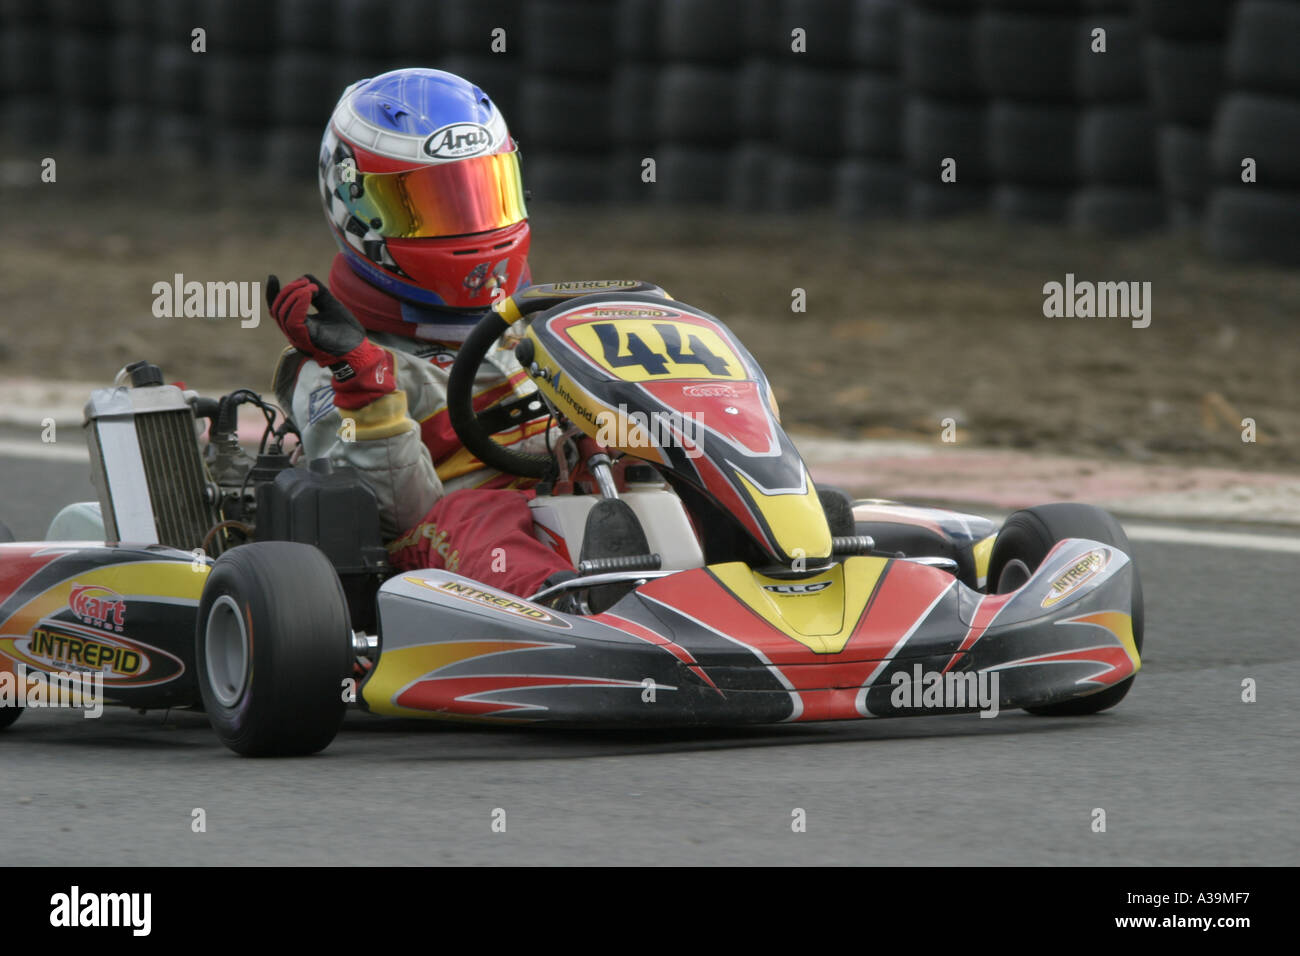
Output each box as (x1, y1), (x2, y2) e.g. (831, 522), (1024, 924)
(593, 322), (731, 376)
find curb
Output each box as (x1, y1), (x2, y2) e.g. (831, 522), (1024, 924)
(2, 379), (1295, 528)
(796, 435), (1300, 528)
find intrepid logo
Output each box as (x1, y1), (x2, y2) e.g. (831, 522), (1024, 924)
(423, 122), (493, 159)
(547, 371), (600, 429)
(763, 580), (832, 595)
(0, 625), (183, 689)
(49, 886), (151, 936)
(30, 625), (142, 675)
(548, 280), (640, 292)
(405, 578), (573, 629)
(69, 584), (126, 633)
(1042, 548), (1110, 608)
(588, 308), (670, 318)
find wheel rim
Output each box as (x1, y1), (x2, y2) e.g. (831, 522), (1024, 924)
(996, 558), (1033, 594)
(205, 595), (250, 708)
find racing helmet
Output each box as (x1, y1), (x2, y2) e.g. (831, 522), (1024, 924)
(318, 68), (531, 328)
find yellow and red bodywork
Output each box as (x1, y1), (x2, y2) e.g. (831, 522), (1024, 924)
(0, 543), (209, 706)
(361, 540), (1139, 725)
(523, 294), (832, 565)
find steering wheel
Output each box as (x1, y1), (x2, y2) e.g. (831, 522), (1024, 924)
(446, 281), (668, 479)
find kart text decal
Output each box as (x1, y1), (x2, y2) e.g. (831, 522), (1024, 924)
(405, 577), (574, 629)
(1041, 548), (1111, 608)
(69, 583), (127, 633)
(0, 621), (186, 688)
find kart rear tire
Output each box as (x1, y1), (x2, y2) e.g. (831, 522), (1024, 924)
(0, 703), (20, 730)
(987, 503), (1143, 716)
(196, 542), (352, 756)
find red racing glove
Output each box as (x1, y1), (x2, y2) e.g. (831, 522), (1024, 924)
(267, 273), (395, 409)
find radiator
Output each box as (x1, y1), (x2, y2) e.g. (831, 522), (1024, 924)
(84, 379), (219, 554)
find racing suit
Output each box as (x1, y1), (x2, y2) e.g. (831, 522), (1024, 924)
(271, 255), (572, 598)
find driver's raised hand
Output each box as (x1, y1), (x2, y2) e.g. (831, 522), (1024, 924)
(267, 274), (395, 409)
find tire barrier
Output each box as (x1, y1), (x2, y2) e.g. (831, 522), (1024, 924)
(903, 1), (986, 219)
(979, 6), (1084, 224)
(0, 0), (1292, 265)
(1204, 0), (1300, 264)
(1071, 1), (1164, 234)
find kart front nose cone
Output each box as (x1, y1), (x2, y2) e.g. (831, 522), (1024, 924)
(205, 594), (251, 708)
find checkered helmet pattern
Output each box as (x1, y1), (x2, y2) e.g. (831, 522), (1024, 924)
(318, 128), (408, 278)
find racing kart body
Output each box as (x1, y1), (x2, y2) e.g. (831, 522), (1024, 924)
(0, 281), (1142, 753)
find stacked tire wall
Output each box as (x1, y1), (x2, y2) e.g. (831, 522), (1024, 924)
(978, 0), (1083, 224)
(0, 0), (1295, 265)
(1071, 0), (1165, 234)
(1205, 0), (1300, 265)
(645, 0), (753, 207)
(1139, 0), (1235, 225)
(838, 0), (905, 218)
(903, 0), (989, 218)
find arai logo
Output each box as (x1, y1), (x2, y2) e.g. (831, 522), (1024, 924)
(422, 123), (493, 159)
(763, 581), (832, 595)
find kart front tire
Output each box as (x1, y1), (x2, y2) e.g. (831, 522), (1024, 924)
(987, 503), (1143, 716)
(196, 542), (352, 756)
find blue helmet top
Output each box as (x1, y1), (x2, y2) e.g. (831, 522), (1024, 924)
(341, 68), (510, 151)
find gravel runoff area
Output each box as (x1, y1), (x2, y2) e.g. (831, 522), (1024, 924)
(1, 157), (1296, 472)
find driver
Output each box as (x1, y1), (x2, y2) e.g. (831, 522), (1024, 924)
(268, 68), (575, 599)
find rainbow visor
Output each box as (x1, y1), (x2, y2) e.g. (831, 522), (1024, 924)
(343, 151), (528, 239)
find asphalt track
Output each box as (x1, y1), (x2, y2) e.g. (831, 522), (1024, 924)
(0, 446), (1295, 866)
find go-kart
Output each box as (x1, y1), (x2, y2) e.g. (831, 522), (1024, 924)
(0, 280), (1142, 755)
